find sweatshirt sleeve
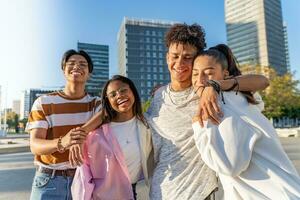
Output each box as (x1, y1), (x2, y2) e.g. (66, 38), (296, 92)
(193, 106), (262, 177)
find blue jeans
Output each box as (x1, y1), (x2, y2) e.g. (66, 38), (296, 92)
(30, 171), (73, 200)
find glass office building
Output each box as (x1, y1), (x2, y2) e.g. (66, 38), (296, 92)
(118, 17), (175, 101)
(225, 0), (288, 75)
(78, 42), (109, 96)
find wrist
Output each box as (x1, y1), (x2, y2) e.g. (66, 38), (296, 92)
(57, 136), (66, 153)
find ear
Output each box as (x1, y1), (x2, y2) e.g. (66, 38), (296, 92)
(166, 52), (169, 65)
(224, 69), (230, 78)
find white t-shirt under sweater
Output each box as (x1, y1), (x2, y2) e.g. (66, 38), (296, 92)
(110, 117), (142, 184)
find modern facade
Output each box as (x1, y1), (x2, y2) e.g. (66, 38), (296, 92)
(118, 17), (176, 101)
(225, 0), (288, 75)
(12, 100), (20, 115)
(78, 42), (109, 97)
(283, 22), (290, 72)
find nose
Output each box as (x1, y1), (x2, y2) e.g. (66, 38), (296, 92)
(177, 56), (185, 67)
(194, 73), (207, 87)
(73, 63), (81, 70)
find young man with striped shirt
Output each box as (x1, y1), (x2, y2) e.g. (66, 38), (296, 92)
(26, 50), (101, 200)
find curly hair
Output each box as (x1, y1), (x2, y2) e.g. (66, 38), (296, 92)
(165, 23), (206, 53)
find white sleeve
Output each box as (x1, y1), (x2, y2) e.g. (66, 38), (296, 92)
(253, 92), (264, 112)
(193, 106), (262, 176)
(71, 163), (95, 200)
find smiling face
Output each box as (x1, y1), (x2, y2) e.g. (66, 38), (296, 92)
(192, 55), (229, 90)
(63, 54), (90, 83)
(106, 80), (135, 117)
(167, 43), (198, 89)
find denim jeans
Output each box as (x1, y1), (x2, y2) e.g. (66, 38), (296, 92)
(30, 171), (73, 200)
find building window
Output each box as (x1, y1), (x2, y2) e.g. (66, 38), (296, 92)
(153, 60), (157, 65)
(159, 59), (163, 65)
(147, 52), (151, 57)
(152, 45), (157, 50)
(146, 37), (150, 42)
(140, 60), (144, 64)
(159, 45), (163, 51)
(152, 31), (156, 36)
(153, 52), (157, 57)
(153, 74), (157, 80)
(146, 45), (150, 50)
(147, 67), (151, 72)
(146, 30), (150, 35)
(147, 74), (151, 80)
(152, 38), (156, 43)
(160, 74), (163, 80)
(159, 67), (163, 72)
(153, 67), (157, 72)
(159, 52), (163, 58)
(141, 82), (145, 87)
(147, 60), (151, 65)
(147, 81), (151, 87)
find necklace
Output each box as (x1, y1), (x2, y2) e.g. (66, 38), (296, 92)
(167, 84), (195, 106)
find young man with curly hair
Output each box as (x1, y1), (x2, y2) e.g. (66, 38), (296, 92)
(145, 23), (269, 200)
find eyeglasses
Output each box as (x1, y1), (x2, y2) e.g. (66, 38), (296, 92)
(65, 61), (88, 69)
(106, 87), (130, 99)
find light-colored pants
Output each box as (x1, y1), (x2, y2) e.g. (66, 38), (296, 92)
(30, 171), (73, 200)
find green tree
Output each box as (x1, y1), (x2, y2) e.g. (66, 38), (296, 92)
(1, 111), (20, 132)
(260, 70), (300, 119)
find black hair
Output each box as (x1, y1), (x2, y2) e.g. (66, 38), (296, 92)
(61, 49), (93, 73)
(100, 75), (148, 127)
(165, 23), (206, 53)
(197, 44), (257, 104)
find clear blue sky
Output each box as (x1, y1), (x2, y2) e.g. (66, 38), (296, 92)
(0, 0), (299, 108)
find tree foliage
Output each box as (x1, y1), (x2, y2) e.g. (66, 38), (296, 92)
(240, 65), (300, 119)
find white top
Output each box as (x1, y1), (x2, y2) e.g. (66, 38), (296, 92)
(193, 92), (300, 200)
(110, 117), (142, 184)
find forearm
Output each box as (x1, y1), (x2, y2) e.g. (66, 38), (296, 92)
(219, 74), (269, 92)
(30, 137), (59, 155)
(81, 111), (103, 133)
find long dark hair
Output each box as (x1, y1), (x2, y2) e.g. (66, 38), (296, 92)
(198, 44), (257, 104)
(100, 75), (148, 126)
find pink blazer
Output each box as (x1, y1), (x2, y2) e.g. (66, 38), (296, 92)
(71, 123), (134, 200)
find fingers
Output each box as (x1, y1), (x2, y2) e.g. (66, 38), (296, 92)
(69, 145), (84, 167)
(199, 108), (204, 128)
(206, 102), (220, 124)
(69, 146), (76, 167)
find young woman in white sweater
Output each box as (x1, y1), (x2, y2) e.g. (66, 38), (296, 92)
(191, 44), (300, 200)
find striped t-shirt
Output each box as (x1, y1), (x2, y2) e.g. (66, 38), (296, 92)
(26, 91), (101, 165)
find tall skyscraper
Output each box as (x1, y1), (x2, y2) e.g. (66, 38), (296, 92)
(283, 22), (290, 72)
(78, 42), (109, 96)
(225, 0), (288, 75)
(20, 90), (30, 120)
(12, 100), (21, 115)
(118, 17), (175, 101)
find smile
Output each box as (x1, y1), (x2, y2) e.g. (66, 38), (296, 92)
(117, 98), (129, 105)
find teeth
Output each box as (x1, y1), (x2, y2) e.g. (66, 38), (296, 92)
(117, 99), (128, 105)
(71, 71), (82, 75)
(175, 69), (185, 73)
